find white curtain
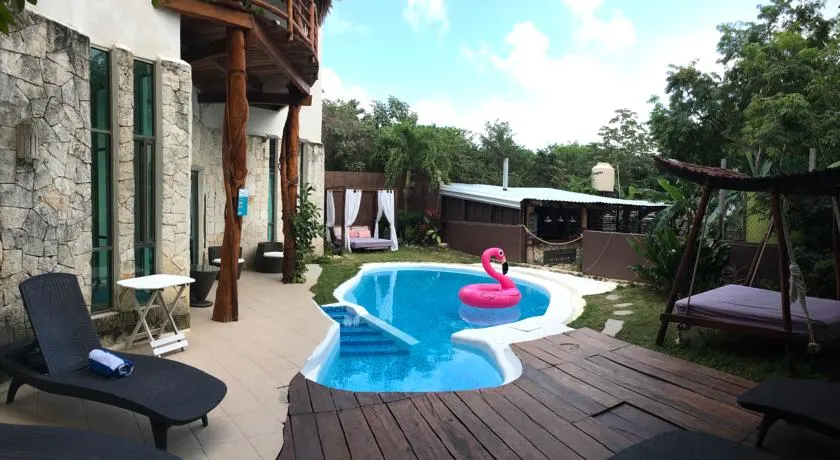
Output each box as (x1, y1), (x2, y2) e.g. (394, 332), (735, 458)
(378, 190), (398, 251)
(325, 190), (335, 243)
(343, 189), (363, 252)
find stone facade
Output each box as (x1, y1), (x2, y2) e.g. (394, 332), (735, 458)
(0, 11), (92, 341)
(157, 58), (192, 317)
(301, 142), (325, 256)
(113, 45), (135, 312)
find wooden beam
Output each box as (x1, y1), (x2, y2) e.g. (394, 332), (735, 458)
(281, 105), (302, 282)
(212, 27), (250, 323)
(198, 91), (312, 106)
(183, 39), (228, 63)
(159, 0), (253, 29)
(247, 21), (311, 94)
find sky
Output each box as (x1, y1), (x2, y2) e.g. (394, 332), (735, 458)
(319, 0), (836, 150)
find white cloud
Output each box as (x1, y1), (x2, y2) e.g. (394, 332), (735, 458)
(561, 0), (636, 51)
(324, 14), (369, 36)
(420, 21), (723, 149)
(320, 67), (372, 104)
(404, 0), (449, 35)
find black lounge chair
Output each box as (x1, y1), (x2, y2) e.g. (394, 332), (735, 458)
(0, 423), (179, 459)
(0, 273), (227, 451)
(738, 378), (840, 447)
(255, 241), (284, 273)
(208, 245), (244, 279)
(608, 431), (778, 459)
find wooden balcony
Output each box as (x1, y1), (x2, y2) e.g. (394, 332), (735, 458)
(158, 0), (321, 110)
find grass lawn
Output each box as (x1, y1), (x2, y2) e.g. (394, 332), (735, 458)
(571, 285), (840, 382)
(311, 246), (477, 305)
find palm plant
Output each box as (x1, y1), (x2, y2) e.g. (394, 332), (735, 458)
(378, 120), (451, 211)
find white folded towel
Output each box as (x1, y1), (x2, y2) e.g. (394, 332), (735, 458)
(89, 348), (133, 378)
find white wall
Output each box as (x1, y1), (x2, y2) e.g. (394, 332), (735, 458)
(31, 0), (180, 60)
(196, 76), (324, 142)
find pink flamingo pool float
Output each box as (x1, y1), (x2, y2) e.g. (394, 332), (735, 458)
(458, 247), (522, 309)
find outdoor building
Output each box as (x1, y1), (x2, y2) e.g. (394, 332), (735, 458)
(440, 183), (665, 264)
(0, 0), (326, 342)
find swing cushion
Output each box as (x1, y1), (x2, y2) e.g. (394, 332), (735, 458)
(674, 284), (840, 342)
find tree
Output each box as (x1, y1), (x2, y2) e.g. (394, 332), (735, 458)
(322, 99), (376, 172)
(364, 96), (416, 129)
(478, 120), (533, 186)
(378, 120), (451, 211)
(0, 0), (35, 34)
(592, 109), (659, 194)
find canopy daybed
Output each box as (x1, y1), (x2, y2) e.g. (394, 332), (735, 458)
(325, 187), (399, 252)
(654, 157), (840, 372)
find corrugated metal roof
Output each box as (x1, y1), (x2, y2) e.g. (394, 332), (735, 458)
(439, 183), (667, 210)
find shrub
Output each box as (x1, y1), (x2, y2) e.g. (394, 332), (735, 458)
(291, 184), (321, 283)
(397, 211), (424, 245)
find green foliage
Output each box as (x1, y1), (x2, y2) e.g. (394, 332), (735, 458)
(629, 226), (731, 296)
(0, 0), (35, 34)
(291, 184), (322, 283)
(396, 211), (424, 245)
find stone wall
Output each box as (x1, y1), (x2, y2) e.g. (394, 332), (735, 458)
(0, 11), (92, 341)
(157, 58), (192, 318)
(302, 142), (325, 256)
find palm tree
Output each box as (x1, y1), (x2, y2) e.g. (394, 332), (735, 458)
(379, 120), (451, 211)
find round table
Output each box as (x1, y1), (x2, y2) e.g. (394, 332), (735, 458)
(190, 264), (219, 308)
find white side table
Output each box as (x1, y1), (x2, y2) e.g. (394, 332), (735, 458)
(117, 274), (194, 356)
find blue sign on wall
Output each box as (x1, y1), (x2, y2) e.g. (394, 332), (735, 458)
(237, 188), (249, 216)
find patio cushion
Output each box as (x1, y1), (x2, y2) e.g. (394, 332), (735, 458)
(211, 258), (245, 264)
(263, 251), (284, 259)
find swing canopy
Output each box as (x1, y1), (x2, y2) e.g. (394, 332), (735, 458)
(653, 157), (840, 371)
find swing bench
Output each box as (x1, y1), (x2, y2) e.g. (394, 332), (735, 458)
(652, 157), (840, 448)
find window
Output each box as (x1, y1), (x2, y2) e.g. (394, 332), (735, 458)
(133, 61), (155, 280)
(267, 139), (278, 241)
(90, 48), (113, 312)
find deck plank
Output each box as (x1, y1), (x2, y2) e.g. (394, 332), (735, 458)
(308, 380), (337, 413)
(355, 392), (383, 407)
(541, 333), (603, 358)
(533, 366), (621, 409)
(568, 327), (630, 351)
(434, 392), (520, 460)
(362, 403), (417, 459)
(288, 374), (313, 415)
(530, 338), (588, 361)
(337, 408), (383, 460)
(510, 344), (553, 369)
(513, 374), (589, 422)
(586, 354), (759, 431)
(412, 394), (494, 460)
(493, 384), (613, 459)
(331, 388), (360, 410)
(379, 392), (407, 403)
(315, 411), (351, 460)
(613, 345), (755, 394)
(277, 418), (295, 460)
(572, 417), (640, 452)
(513, 341), (567, 366)
(291, 413), (324, 460)
(479, 389), (585, 460)
(387, 399), (453, 460)
(609, 404), (680, 437)
(456, 391), (549, 460)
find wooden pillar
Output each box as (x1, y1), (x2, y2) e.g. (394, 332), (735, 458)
(770, 191), (794, 374)
(212, 27), (249, 323)
(580, 207), (588, 230)
(281, 104), (302, 283)
(656, 181), (713, 346)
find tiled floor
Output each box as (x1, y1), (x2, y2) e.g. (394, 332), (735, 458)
(0, 266), (332, 460)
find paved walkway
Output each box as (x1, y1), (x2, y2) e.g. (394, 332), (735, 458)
(0, 267), (332, 460)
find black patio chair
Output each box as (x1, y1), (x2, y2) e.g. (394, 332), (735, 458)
(255, 241), (284, 273)
(737, 378), (840, 447)
(0, 273), (227, 451)
(208, 246), (244, 279)
(0, 423), (179, 459)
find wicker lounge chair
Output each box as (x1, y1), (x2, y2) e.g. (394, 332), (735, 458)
(0, 423), (179, 459)
(255, 241), (283, 273)
(608, 431), (777, 459)
(208, 246), (244, 279)
(738, 378), (840, 447)
(0, 273), (227, 451)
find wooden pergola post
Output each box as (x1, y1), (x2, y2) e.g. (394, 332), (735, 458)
(656, 181), (713, 345)
(212, 27), (249, 322)
(281, 103), (302, 282)
(770, 191), (795, 374)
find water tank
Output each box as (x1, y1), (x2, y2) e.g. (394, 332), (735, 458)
(591, 162), (615, 193)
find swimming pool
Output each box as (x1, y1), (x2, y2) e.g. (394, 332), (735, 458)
(308, 265), (554, 392)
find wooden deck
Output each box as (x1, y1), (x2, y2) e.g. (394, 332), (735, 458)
(277, 328), (840, 459)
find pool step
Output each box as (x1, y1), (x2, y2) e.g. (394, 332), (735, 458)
(340, 343), (409, 357)
(323, 305), (410, 357)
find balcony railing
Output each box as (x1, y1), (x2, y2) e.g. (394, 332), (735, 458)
(247, 0), (319, 57)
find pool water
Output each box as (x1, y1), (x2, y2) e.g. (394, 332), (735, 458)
(316, 268), (550, 392)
